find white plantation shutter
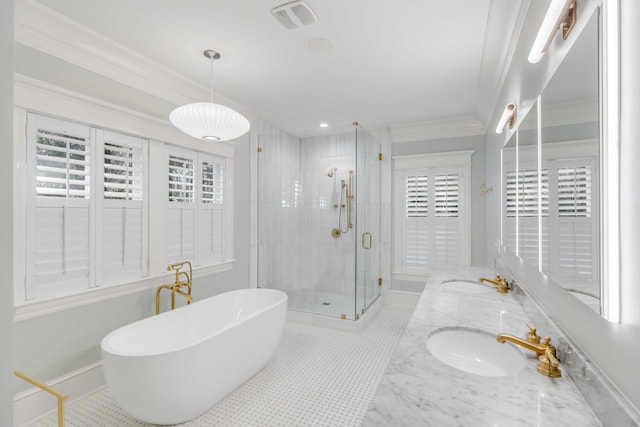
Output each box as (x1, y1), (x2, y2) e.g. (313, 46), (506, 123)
(27, 114), (93, 299)
(503, 170), (518, 251)
(27, 114), (150, 300)
(542, 160), (596, 278)
(167, 149), (197, 264)
(98, 131), (147, 284)
(404, 175), (429, 269)
(518, 167), (539, 266)
(400, 167), (465, 271)
(406, 176), (428, 217)
(503, 165), (543, 266)
(198, 156), (225, 265)
(434, 173), (460, 266)
(557, 166), (592, 217)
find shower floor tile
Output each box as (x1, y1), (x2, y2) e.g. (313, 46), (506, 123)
(29, 305), (412, 427)
(287, 291), (359, 319)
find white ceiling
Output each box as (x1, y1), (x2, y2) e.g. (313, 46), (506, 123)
(22, 0), (518, 138)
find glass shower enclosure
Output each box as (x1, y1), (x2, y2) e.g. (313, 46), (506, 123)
(257, 124), (381, 320)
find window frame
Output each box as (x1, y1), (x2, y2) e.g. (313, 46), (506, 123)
(25, 113), (150, 300)
(13, 79), (237, 318)
(392, 150), (473, 277)
(165, 145), (229, 268)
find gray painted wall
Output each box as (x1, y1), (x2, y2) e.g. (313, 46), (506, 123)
(391, 134), (488, 293)
(1, 1), (14, 424)
(12, 134), (252, 394)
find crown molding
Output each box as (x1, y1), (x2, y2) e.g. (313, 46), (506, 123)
(475, 0), (531, 124)
(543, 98), (599, 127)
(516, 97), (599, 131)
(13, 74), (238, 156)
(14, 0), (252, 118)
(390, 116), (485, 143)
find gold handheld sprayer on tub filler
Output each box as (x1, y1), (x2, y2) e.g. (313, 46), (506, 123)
(155, 261), (193, 315)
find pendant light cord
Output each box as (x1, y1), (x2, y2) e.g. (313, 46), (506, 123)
(209, 54), (214, 104)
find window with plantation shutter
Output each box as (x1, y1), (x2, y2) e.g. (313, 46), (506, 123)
(541, 159), (597, 279)
(434, 173), (460, 266)
(406, 176), (428, 217)
(98, 130), (147, 285)
(198, 156), (225, 265)
(166, 147), (226, 266)
(26, 114), (149, 300)
(27, 114), (93, 299)
(518, 167), (540, 266)
(167, 150), (196, 263)
(503, 164), (544, 266)
(398, 166), (466, 272)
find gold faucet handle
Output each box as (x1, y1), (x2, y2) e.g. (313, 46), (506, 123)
(537, 347), (562, 378)
(496, 277), (509, 293)
(526, 323), (541, 344)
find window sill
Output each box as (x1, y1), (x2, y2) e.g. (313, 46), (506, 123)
(14, 260), (235, 321)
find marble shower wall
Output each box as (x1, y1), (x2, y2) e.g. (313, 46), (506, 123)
(257, 121), (357, 297)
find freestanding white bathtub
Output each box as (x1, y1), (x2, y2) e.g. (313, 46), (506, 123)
(101, 288), (287, 425)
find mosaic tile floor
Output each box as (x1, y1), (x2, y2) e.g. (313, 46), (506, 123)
(30, 305), (412, 427)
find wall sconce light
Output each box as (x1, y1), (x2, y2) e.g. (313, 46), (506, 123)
(480, 183), (493, 196)
(495, 103), (516, 134)
(528, 0), (577, 63)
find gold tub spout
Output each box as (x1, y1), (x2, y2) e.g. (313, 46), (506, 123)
(497, 333), (562, 378)
(155, 261), (193, 315)
(479, 274), (509, 293)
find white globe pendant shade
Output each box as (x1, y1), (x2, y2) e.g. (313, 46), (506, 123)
(170, 102), (250, 142)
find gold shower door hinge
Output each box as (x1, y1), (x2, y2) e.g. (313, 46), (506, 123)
(257, 147), (263, 153)
(379, 152), (383, 161)
(378, 277), (383, 286)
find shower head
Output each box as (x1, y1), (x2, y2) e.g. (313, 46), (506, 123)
(327, 167), (337, 177)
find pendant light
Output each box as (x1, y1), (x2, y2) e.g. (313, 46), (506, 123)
(170, 50), (250, 141)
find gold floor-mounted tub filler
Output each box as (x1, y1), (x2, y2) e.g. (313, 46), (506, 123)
(496, 323), (562, 378)
(155, 261), (193, 315)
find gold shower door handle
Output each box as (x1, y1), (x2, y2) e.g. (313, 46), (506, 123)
(362, 232), (373, 250)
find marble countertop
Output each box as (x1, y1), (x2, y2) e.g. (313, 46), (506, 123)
(364, 267), (602, 426)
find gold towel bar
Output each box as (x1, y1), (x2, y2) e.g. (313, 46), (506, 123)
(14, 369), (68, 426)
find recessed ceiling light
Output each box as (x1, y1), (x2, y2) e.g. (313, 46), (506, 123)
(305, 38), (333, 53)
(320, 123), (329, 128)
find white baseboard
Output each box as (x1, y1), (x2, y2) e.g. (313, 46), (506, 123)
(14, 361), (105, 426)
(388, 290), (421, 308)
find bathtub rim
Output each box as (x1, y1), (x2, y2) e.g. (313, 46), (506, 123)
(101, 288), (287, 357)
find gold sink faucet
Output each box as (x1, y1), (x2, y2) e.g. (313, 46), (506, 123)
(497, 324), (561, 378)
(479, 274), (510, 293)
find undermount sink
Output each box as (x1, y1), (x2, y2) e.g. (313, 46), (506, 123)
(426, 328), (525, 377)
(441, 279), (492, 294)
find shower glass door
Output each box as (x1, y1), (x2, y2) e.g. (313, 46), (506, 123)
(355, 127), (381, 317)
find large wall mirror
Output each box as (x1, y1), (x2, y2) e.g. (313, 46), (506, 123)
(540, 7), (601, 313)
(501, 7), (602, 315)
(502, 132), (517, 255)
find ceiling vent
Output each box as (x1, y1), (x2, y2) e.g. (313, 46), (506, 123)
(271, 1), (318, 30)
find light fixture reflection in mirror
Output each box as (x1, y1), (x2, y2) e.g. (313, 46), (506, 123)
(496, 103), (516, 134)
(540, 8), (601, 315)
